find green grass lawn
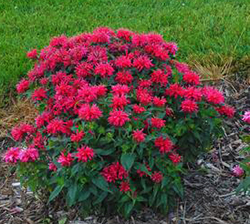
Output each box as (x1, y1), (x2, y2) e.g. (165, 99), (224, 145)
(0, 0), (249, 102)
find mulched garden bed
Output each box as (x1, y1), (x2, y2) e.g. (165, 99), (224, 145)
(0, 76), (249, 224)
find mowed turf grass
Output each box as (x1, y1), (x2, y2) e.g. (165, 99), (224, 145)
(0, 0), (249, 104)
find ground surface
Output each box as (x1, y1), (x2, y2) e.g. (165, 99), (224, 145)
(0, 0), (250, 102)
(0, 75), (249, 223)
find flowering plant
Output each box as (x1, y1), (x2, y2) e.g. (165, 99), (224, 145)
(235, 111), (250, 195)
(4, 27), (235, 217)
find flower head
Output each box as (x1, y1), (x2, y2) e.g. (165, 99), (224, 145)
(49, 162), (57, 171)
(78, 104), (102, 121)
(119, 181), (131, 193)
(132, 129), (146, 143)
(242, 111), (250, 124)
(3, 147), (20, 163)
(151, 171), (163, 183)
(108, 110), (130, 127)
(232, 165), (244, 177)
(27, 49), (38, 59)
(75, 146), (94, 162)
(58, 152), (74, 167)
(155, 136), (173, 154)
(151, 117), (165, 129)
(70, 131), (85, 142)
(19, 148), (39, 162)
(181, 99), (198, 113)
(16, 79), (30, 93)
(102, 162), (128, 182)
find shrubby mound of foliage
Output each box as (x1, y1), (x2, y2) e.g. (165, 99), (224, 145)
(3, 27), (235, 217)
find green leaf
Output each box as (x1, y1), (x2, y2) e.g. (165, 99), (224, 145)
(124, 202), (134, 218)
(71, 163), (81, 175)
(93, 191), (108, 205)
(78, 190), (90, 202)
(49, 185), (64, 202)
(59, 217), (67, 224)
(92, 176), (111, 193)
(120, 194), (130, 203)
(121, 153), (136, 171)
(95, 148), (116, 156)
(67, 183), (78, 206)
(161, 177), (170, 188)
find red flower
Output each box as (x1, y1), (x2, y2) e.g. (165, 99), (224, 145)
(111, 84), (130, 95)
(35, 112), (53, 128)
(165, 107), (174, 117)
(115, 71), (133, 84)
(155, 136), (173, 154)
(71, 131), (85, 142)
(153, 97), (166, 107)
(151, 118), (165, 129)
(133, 55), (153, 71)
(95, 85), (107, 97)
(132, 129), (146, 143)
(102, 162), (128, 182)
(31, 88), (47, 101)
(183, 87), (203, 101)
(169, 153), (181, 164)
(164, 42), (178, 56)
(136, 88), (152, 105)
(11, 124), (35, 141)
(138, 79), (152, 88)
(3, 147), (20, 163)
(111, 94), (129, 110)
(108, 110), (130, 127)
(151, 69), (168, 86)
(165, 84), (184, 98)
(75, 146), (94, 162)
(203, 87), (224, 104)
(216, 105), (235, 118)
(175, 62), (190, 73)
(58, 152), (73, 167)
(78, 85), (98, 103)
(181, 99), (198, 113)
(115, 56), (132, 68)
(49, 162), (57, 171)
(27, 49), (38, 59)
(40, 78), (49, 85)
(78, 104), (102, 121)
(92, 32), (110, 44)
(75, 62), (93, 78)
(120, 181), (131, 193)
(16, 79), (29, 93)
(87, 46), (108, 65)
(183, 72), (200, 85)
(133, 104), (146, 114)
(47, 119), (71, 135)
(151, 171), (163, 183)
(94, 63), (114, 78)
(117, 28), (134, 41)
(19, 148), (39, 162)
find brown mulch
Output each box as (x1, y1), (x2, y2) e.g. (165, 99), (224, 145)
(0, 76), (249, 224)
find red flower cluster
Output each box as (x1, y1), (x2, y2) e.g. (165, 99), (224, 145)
(3, 147), (39, 163)
(102, 162), (128, 183)
(155, 136), (174, 154)
(4, 28), (236, 209)
(75, 146), (94, 162)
